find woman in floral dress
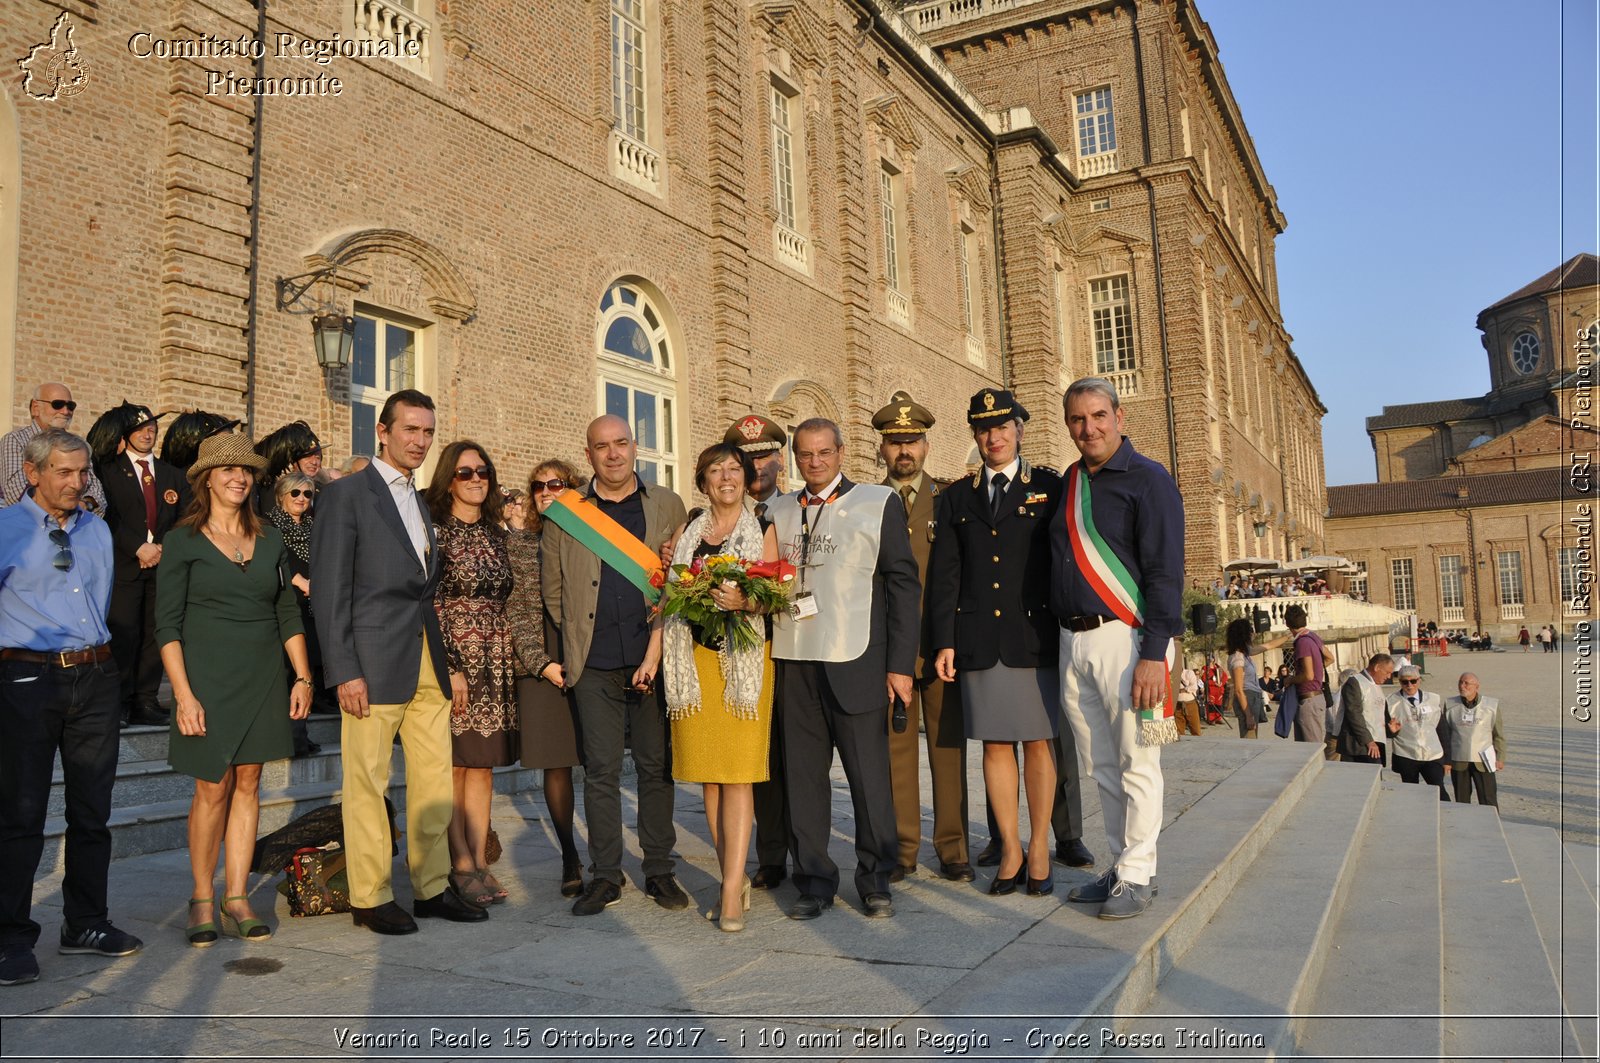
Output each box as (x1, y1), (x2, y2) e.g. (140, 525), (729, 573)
(424, 440), (518, 906)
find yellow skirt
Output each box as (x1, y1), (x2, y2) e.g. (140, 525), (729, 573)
(671, 642), (774, 784)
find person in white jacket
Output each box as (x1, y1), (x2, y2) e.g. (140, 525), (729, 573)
(1385, 665), (1449, 799)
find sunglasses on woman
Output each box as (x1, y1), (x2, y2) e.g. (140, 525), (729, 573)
(453, 466), (491, 482)
(287, 488), (315, 499)
(531, 479), (569, 493)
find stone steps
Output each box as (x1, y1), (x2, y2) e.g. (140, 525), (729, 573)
(1503, 820), (1599, 1059)
(1097, 762), (1380, 1059)
(1292, 779), (1445, 1060)
(39, 714), (549, 872)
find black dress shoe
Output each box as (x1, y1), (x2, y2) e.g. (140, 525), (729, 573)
(863, 893), (895, 918)
(414, 886), (489, 922)
(787, 894), (832, 920)
(125, 703), (169, 727)
(1054, 838), (1095, 869)
(974, 840), (1002, 867)
(750, 865), (787, 890)
(938, 862), (976, 882)
(351, 901), (418, 935)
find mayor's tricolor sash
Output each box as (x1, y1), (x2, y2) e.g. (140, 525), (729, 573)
(1064, 463), (1176, 746)
(544, 492), (664, 603)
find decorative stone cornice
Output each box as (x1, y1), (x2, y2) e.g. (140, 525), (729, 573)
(307, 228), (476, 321)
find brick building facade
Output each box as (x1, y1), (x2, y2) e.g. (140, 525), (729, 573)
(1, 0), (1325, 579)
(1326, 255), (1598, 637)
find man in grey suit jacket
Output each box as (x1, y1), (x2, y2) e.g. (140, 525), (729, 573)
(542, 414), (688, 916)
(768, 418), (921, 921)
(311, 389), (487, 934)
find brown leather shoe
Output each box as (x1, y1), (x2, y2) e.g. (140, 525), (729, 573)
(939, 862), (976, 882)
(351, 901), (418, 935)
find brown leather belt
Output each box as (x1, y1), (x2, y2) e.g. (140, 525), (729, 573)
(1060, 614), (1116, 632)
(1, 645), (113, 667)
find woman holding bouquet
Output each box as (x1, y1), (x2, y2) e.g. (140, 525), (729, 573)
(662, 442), (782, 932)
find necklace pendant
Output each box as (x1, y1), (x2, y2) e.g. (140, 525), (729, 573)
(233, 548), (244, 562)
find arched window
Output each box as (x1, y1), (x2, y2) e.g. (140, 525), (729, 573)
(597, 279), (679, 490)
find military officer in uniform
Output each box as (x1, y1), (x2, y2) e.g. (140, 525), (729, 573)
(720, 413), (792, 890)
(872, 392), (971, 883)
(929, 388), (1087, 896)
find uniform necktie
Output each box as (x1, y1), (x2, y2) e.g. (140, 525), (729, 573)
(137, 458), (157, 530)
(899, 484), (915, 517)
(990, 472), (1008, 519)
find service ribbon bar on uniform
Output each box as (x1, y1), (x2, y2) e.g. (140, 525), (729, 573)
(544, 492), (664, 603)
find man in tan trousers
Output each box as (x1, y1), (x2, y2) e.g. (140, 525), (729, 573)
(872, 392), (971, 882)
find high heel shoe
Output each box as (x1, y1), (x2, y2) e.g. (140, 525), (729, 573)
(719, 879), (752, 932)
(476, 869), (509, 904)
(185, 898), (218, 948)
(988, 865), (1025, 896)
(1025, 874), (1055, 896)
(559, 858), (584, 898)
(219, 896), (271, 941)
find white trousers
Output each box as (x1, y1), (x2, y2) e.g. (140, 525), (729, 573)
(1059, 621), (1165, 885)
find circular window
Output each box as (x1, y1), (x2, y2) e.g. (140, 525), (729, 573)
(1510, 331), (1540, 374)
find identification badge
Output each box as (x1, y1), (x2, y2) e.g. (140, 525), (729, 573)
(791, 592), (819, 620)
(1462, 708), (1476, 725)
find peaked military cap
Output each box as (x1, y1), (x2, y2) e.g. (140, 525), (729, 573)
(724, 414), (787, 454)
(967, 387), (1028, 426)
(871, 390), (935, 437)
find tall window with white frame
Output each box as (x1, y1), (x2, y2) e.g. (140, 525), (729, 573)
(1560, 546), (1586, 615)
(1348, 560), (1368, 601)
(596, 280), (679, 490)
(959, 220), (983, 364)
(1074, 86), (1116, 176)
(349, 308), (423, 460)
(1439, 555), (1465, 624)
(880, 163), (909, 324)
(1390, 557), (1415, 612)
(770, 78), (809, 271)
(1089, 275), (1134, 390)
(610, 0), (646, 142)
(1496, 550), (1525, 619)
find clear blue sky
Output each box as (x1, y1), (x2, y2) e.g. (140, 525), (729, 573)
(1198, 0), (1598, 485)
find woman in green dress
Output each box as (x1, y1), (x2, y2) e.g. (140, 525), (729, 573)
(156, 434), (312, 946)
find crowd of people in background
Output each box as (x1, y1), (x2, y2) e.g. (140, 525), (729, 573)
(1209, 574), (1330, 599)
(0, 376), (1514, 990)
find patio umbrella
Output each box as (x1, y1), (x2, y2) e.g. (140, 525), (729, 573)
(1287, 555), (1352, 572)
(1222, 557), (1281, 572)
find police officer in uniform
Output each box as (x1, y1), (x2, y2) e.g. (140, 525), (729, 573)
(929, 388), (1089, 896)
(720, 413), (792, 889)
(872, 392), (971, 882)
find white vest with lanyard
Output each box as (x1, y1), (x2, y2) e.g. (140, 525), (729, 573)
(1387, 689), (1445, 761)
(1347, 670), (1386, 744)
(769, 484), (889, 663)
(1443, 694), (1499, 762)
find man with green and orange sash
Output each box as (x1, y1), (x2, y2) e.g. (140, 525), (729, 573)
(1050, 377), (1183, 921)
(541, 414), (688, 917)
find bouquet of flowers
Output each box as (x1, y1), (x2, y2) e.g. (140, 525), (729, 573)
(655, 555), (797, 653)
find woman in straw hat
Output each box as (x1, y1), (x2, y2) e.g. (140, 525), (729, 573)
(155, 433), (312, 946)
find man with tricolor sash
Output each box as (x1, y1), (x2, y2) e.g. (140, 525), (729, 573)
(541, 414), (688, 917)
(1051, 377), (1183, 921)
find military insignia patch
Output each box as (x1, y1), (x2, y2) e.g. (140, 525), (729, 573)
(163, 489), (179, 505)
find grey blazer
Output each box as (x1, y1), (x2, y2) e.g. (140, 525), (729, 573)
(310, 461), (450, 703)
(541, 477), (686, 688)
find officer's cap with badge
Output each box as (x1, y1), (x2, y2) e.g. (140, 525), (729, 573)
(871, 390), (935, 441)
(966, 387), (1028, 428)
(723, 414), (787, 455)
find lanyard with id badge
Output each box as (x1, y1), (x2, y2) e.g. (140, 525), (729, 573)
(790, 493), (833, 620)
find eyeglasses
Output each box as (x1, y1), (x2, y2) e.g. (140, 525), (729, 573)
(48, 528), (73, 573)
(530, 479), (569, 493)
(39, 399), (77, 412)
(453, 466), (491, 482)
(287, 488), (316, 499)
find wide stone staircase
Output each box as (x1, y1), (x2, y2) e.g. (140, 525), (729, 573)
(906, 741), (1595, 1061)
(41, 714), (540, 872)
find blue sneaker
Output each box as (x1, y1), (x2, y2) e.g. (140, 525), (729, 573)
(0, 947), (40, 985)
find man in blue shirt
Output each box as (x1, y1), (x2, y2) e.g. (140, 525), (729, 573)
(0, 429), (142, 987)
(1050, 378), (1184, 921)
